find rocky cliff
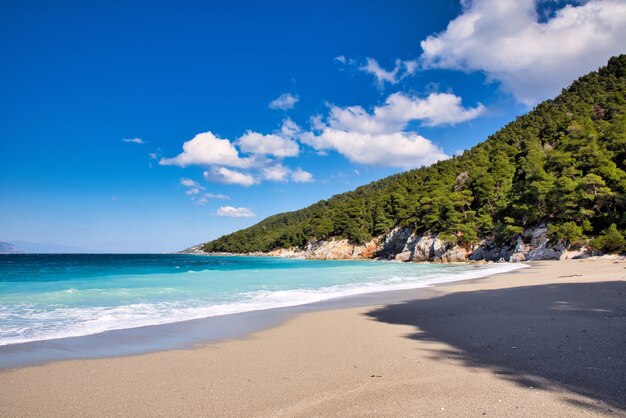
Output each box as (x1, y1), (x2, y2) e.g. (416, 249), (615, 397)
(185, 224), (596, 262)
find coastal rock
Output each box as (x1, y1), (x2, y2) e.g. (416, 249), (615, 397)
(559, 246), (590, 260)
(200, 222), (602, 264)
(509, 237), (529, 262)
(410, 233), (449, 262)
(509, 252), (525, 262)
(281, 238), (382, 260)
(381, 227), (413, 259)
(305, 239), (354, 259)
(526, 226), (562, 261)
(383, 231), (462, 263)
(180, 244), (210, 255)
(401, 232), (419, 254)
(440, 247), (469, 263)
(395, 251), (413, 262)
(469, 240), (510, 262)
(412, 234), (435, 261)
(432, 236), (448, 258)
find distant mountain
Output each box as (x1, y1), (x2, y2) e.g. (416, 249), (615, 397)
(199, 55), (626, 259)
(0, 242), (22, 254)
(2, 241), (98, 254)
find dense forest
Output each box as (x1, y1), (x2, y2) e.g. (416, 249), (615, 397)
(202, 55), (626, 255)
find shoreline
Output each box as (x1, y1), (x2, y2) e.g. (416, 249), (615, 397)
(0, 261), (526, 369)
(1, 258), (624, 416)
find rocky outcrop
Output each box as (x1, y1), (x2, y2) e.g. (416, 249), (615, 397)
(266, 238), (380, 260)
(188, 223), (596, 263)
(381, 228), (413, 257)
(381, 229), (458, 262)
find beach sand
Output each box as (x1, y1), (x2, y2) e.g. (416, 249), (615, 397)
(1, 258), (624, 417)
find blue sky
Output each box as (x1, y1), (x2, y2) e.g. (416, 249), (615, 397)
(1, 0), (624, 252)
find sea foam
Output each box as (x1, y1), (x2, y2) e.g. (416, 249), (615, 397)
(0, 254), (526, 346)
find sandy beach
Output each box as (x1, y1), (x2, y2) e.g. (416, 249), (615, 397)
(1, 258), (624, 417)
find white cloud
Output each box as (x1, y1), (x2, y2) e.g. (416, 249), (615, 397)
(160, 132), (255, 168)
(196, 193), (230, 206)
(236, 130), (299, 158)
(204, 193), (229, 200)
(301, 129), (448, 168)
(180, 178), (200, 188)
(334, 55), (347, 64)
(377, 92), (485, 127)
(357, 58), (419, 87)
(420, 0), (626, 104)
(180, 178), (206, 201)
(322, 92), (483, 135)
(148, 153), (158, 159)
(161, 89), (479, 180)
(279, 118), (301, 139)
(269, 93), (300, 110)
(163, 127), (309, 187)
(296, 91), (480, 168)
(204, 167), (259, 187)
(262, 164), (291, 182)
(214, 206), (256, 218)
(403, 60), (418, 75)
(359, 58), (403, 87)
(122, 138), (146, 144)
(291, 168), (314, 183)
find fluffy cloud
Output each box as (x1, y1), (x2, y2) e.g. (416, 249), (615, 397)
(160, 132), (255, 168)
(262, 164), (291, 182)
(236, 130), (299, 158)
(162, 90), (479, 179)
(420, 0), (626, 104)
(301, 129), (447, 168)
(325, 92), (483, 134)
(296, 91), (480, 167)
(269, 93), (299, 110)
(214, 206), (256, 218)
(291, 168), (314, 183)
(160, 121), (306, 187)
(204, 167), (259, 187)
(122, 137), (146, 144)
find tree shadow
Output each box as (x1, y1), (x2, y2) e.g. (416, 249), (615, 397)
(366, 281), (626, 412)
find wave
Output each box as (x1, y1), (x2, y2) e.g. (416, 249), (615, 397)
(0, 263), (526, 346)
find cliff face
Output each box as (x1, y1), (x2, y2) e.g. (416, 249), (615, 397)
(186, 224), (594, 262)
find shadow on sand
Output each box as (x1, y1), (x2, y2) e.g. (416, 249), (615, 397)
(366, 281), (626, 412)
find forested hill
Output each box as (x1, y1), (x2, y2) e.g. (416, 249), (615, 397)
(201, 55), (626, 255)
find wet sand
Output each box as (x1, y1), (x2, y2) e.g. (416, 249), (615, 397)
(1, 258), (624, 417)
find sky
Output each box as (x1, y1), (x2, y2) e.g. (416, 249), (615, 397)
(1, 0), (625, 253)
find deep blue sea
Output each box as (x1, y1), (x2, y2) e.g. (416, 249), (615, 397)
(0, 254), (524, 346)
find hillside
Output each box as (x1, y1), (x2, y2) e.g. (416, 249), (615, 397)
(199, 55), (626, 260)
(0, 242), (22, 254)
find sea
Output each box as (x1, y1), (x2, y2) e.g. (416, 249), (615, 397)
(0, 254), (525, 347)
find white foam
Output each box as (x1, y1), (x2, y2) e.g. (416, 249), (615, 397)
(0, 263), (527, 346)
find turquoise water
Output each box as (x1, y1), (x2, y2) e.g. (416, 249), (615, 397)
(0, 254), (524, 346)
